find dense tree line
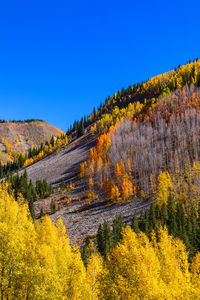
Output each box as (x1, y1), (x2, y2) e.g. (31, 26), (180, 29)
(7, 171), (53, 218)
(0, 133), (68, 179)
(80, 85), (200, 210)
(66, 59), (200, 145)
(0, 153), (26, 178)
(1, 183), (200, 299)
(81, 215), (125, 264)
(82, 198), (200, 264)
(0, 119), (44, 123)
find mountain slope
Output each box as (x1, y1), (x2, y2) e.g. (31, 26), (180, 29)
(22, 130), (148, 243)
(0, 120), (64, 163)
(16, 59), (200, 244)
(21, 129), (96, 185)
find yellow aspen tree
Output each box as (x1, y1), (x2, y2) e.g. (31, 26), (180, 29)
(24, 157), (34, 167)
(102, 178), (113, 200)
(99, 226), (165, 299)
(156, 171), (174, 206)
(114, 163), (121, 185)
(0, 182), (35, 299)
(48, 144), (53, 153)
(150, 173), (156, 194)
(96, 133), (111, 162)
(121, 178), (133, 202)
(89, 162), (94, 177)
(79, 162), (87, 178)
(154, 227), (192, 298)
(133, 185), (137, 198)
(65, 135), (68, 145)
(110, 185), (121, 203)
(127, 159), (132, 179)
(0, 183), (88, 299)
(91, 123), (97, 135)
(190, 252), (200, 297)
(88, 177), (94, 190)
(119, 160), (126, 179)
(89, 148), (95, 163)
(44, 144), (49, 153)
(96, 157), (103, 173)
(99, 226), (193, 299)
(176, 76), (183, 89)
(86, 253), (103, 300)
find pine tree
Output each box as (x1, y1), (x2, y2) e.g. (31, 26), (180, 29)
(112, 215), (125, 246)
(40, 207), (44, 218)
(93, 107), (96, 119)
(50, 136), (55, 147)
(131, 212), (140, 234)
(144, 211), (149, 236)
(103, 221), (112, 258)
(28, 198), (35, 219)
(155, 204), (161, 220)
(77, 118), (84, 137)
(167, 195), (177, 235)
(189, 207), (200, 253)
(161, 203), (168, 225)
(96, 224), (104, 256)
(50, 200), (56, 214)
(60, 178), (67, 190)
(149, 203), (157, 232)
(139, 210), (145, 232)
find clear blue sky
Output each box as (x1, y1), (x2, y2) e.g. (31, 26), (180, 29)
(0, 0), (200, 131)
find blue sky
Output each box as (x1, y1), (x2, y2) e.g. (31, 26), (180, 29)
(0, 0), (200, 131)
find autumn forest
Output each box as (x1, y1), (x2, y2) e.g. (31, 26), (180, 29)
(2, 59), (200, 299)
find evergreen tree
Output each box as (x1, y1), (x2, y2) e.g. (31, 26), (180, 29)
(131, 212), (140, 234)
(40, 207), (44, 218)
(60, 178), (67, 190)
(176, 204), (186, 237)
(161, 203), (168, 225)
(50, 200), (56, 214)
(81, 236), (90, 267)
(155, 204), (161, 220)
(112, 215), (125, 246)
(149, 203), (157, 232)
(103, 221), (112, 258)
(167, 195), (177, 235)
(50, 136), (55, 147)
(139, 210), (145, 232)
(190, 207), (200, 252)
(93, 107), (96, 119)
(77, 118), (84, 137)
(28, 199), (35, 219)
(83, 115), (87, 127)
(96, 224), (104, 256)
(144, 211), (149, 236)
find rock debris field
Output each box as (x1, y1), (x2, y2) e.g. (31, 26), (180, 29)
(23, 132), (150, 244)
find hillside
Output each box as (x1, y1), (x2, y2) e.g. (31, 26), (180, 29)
(0, 120), (64, 163)
(3, 60), (200, 298)
(4, 59), (196, 246)
(20, 129), (148, 243)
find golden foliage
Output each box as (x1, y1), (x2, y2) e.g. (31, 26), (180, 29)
(24, 135), (69, 167)
(156, 171), (174, 206)
(100, 226), (193, 299)
(1, 184), (200, 298)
